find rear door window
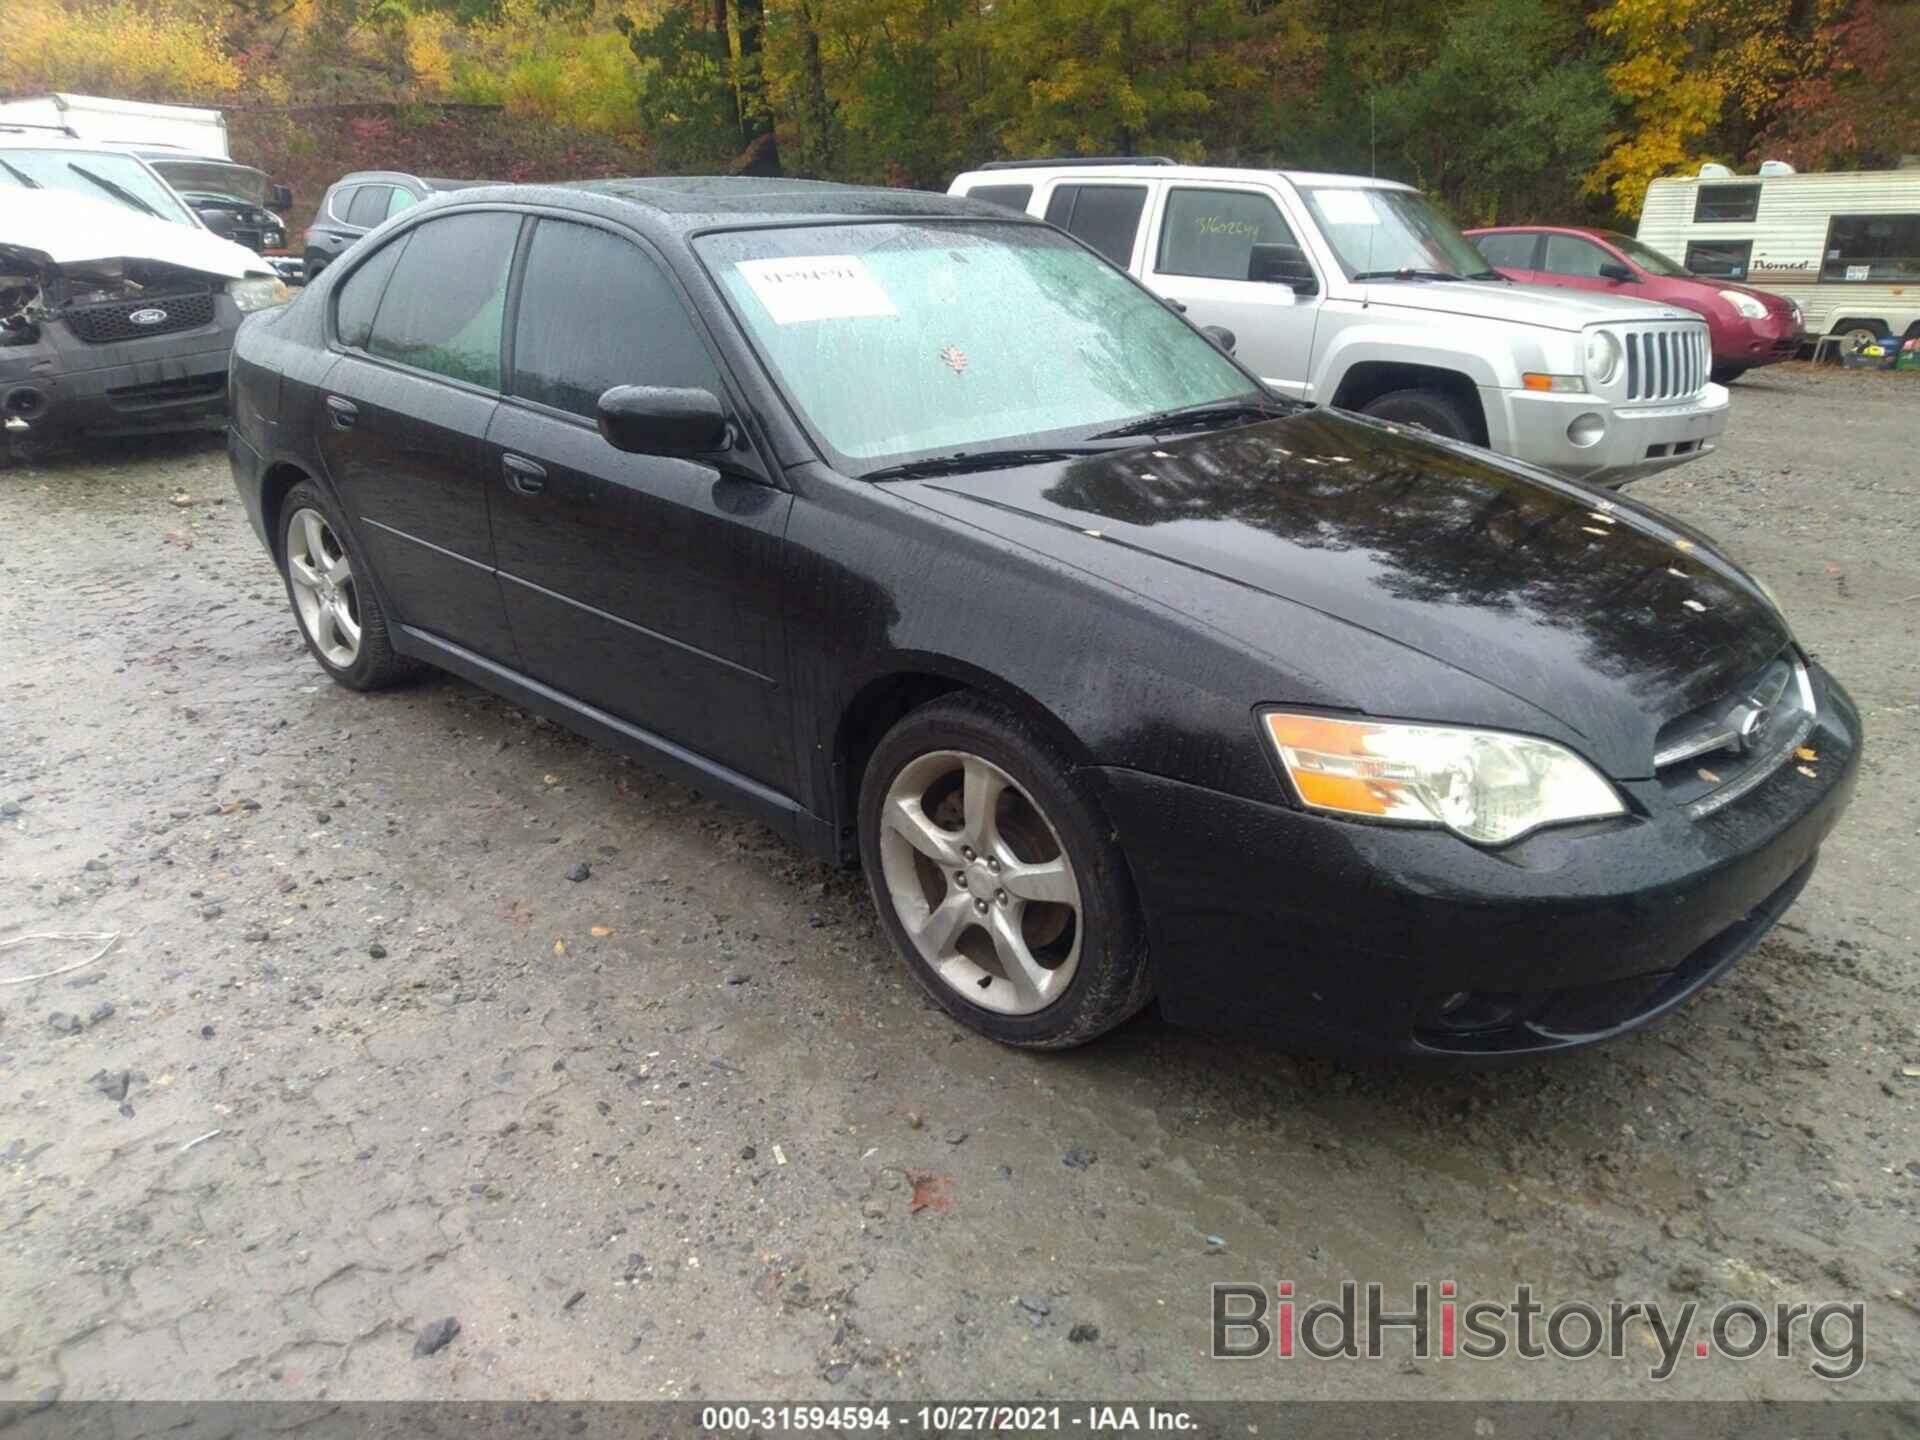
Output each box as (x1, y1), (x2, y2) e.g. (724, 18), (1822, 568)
(1473, 231), (1538, 269)
(1043, 184), (1148, 268)
(965, 184), (1034, 213)
(509, 220), (721, 419)
(1157, 188), (1302, 281)
(385, 187), (420, 220)
(365, 211), (521, 389)
(345, 185), (393, 228)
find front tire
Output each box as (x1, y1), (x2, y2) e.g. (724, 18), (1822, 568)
(1357, 387), (1477, 443)
(857, 695), (1152, 1048)
(278, 481), (418, 691)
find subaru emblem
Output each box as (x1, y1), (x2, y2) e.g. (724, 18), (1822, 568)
(128, 307), (169, 326)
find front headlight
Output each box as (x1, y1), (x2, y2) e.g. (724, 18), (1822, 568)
(1583, 329), (1622, 387)
(1718, 289), (1768, 320)
(1262, 712), (1625, 846)
(230, 276), (290, 312)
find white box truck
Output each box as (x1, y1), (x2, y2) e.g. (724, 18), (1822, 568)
(0, 93), (230, 158)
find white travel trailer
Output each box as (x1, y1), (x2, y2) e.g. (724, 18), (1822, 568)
(1637, 164), (1920, 350)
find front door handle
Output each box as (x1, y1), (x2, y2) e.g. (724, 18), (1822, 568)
(325, 395), (357, 430)
(502, 454), (547, 496)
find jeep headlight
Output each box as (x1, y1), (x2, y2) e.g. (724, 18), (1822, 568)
(230, 276), (290, 312)
(1718, 289), (1768, 320)
(1583, 329), (1622, 387)
(1263, 712), (1625, 846)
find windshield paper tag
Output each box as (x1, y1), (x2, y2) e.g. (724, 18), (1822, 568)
(736, 255), (897, 324)
(1314, 190), (1379, 225)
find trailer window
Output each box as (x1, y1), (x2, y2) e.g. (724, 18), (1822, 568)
(1822, 214), (1920, 283)
(1684, 240), (1752, 280)
(1694, 184), (1761, 223)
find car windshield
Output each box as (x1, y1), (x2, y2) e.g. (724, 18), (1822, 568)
(1601, 231), (1692, 279)
(151, 160), (272, 208)
(0, 148), (197, 225)
(697, 221), (1259, 470)
(1299, 185), (1494, 280)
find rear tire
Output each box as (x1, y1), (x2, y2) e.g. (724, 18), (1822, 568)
(1710, 364), (1749, 385)
(1356, 387), (1477, 443)
(857, 695), (1152, 1048)
(277, 480), (419, 691)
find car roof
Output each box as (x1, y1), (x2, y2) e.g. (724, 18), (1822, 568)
(0, 131), (159, 158)
(410, 175), (1022, 234)
(1465, 223), (1609, 237)
(328, 171), (484, 191)
(952, 162), (1417, 193)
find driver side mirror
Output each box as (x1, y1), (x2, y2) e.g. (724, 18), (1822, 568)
(1599, 261), (1636, 283)
(1201, 325), (1236, 355)
(271, 184), (294, 212)
(1248, 243), (1319, 296)
(597, 385), (732, 457)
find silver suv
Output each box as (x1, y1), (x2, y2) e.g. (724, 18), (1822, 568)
(949, 159), (1731, 487)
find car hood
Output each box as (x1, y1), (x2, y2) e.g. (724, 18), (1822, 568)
(895, 410), (1790, 777)
(0, 190), (268, 279)
(1362, 277), (1700, 330)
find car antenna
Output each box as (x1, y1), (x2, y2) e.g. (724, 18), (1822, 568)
(1364, 94), (1377, 304)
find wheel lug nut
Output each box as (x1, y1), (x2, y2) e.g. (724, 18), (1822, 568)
(974, 899), (988, 915)
(996, 890), (1008, 904)
(987, 857), (1000, 872)
(961, 846), (975, 861)
(954, 872), (968, 887)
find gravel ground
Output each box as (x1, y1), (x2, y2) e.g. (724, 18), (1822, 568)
(1, 362), (1916, 1403)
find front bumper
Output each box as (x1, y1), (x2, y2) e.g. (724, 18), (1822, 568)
(1495, 382), (1731, 489)
(1, 298), (240, 441)
(1091, 663), (1860, 1057)
(1717, 313), (1803, 369)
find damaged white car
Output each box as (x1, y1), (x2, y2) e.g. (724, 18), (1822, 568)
(1, 185), (287, 441)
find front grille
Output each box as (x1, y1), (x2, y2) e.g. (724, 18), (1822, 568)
(1621, 324), (1709, 402)
(1653, 652), (1813, 816)
(65, 290), (216, 345)
(105, 371), (226, 412)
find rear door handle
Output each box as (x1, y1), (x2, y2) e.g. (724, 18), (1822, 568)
(502, 454), (546, 495)
(324, 395), (357, 430)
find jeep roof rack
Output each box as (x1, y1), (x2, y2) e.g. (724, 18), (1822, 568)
(976, 156), (1176, 171)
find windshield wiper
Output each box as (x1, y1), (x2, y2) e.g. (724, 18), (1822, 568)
(66, 164), (161, 218)
(862, 446), (1116, 481)
(0, 158), (42, 189)
(1467, 269), (1512, 282)
(1351, 267), (1467, 282)
(1090, 398), (1291, 441)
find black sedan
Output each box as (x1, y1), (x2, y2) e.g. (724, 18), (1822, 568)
(225, 177), (1859, 1056)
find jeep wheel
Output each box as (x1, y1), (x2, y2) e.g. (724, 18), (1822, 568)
(1357, 387), (1476, 443)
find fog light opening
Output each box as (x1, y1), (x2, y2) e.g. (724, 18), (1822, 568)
(1567, 412), (1606, 449)
(4, 385), (46, 418)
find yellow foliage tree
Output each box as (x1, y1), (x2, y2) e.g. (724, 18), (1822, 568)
(0, 0), (244, 101)
(1587, 0), (1848, 216)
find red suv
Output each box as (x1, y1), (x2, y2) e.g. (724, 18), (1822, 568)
(1466, 226), (1804, 384)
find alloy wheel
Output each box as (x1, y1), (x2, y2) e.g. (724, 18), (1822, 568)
(284, 506), (362, 669)
(876, 749), (1083, 1015)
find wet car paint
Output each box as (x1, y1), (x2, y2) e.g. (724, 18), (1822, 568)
(227, 177), (1859, 1054)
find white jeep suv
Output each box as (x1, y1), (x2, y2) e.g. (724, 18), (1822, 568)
(948, 159), (1731, 487)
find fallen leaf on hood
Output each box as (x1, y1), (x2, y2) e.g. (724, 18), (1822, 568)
(1797, 765), (1818, 779)
(1698, 768), (1721, 783)
(1795, 746), (1818, 761)
(906, 1169), (952, 1214)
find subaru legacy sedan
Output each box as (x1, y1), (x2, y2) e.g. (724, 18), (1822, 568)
(226, 178), (1859, 1056)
